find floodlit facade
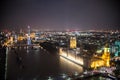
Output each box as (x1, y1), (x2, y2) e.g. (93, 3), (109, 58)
(70, 36), (76, 49)
(91, 44), (110, 69)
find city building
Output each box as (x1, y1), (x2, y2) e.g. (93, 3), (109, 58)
(91, 44), (110, 69)
(70, 36), (77, 49)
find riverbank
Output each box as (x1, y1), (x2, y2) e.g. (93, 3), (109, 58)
(40, 41), (58, 53)
(0, 45), (6, 80)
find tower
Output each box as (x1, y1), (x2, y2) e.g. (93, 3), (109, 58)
(27, 26), (31, 45)
(90, 44), (110, 69)
(70, 36), (77, 49)
(102, 44), (110, 67)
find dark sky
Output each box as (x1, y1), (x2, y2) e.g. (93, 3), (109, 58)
(0, 0), (120, 31)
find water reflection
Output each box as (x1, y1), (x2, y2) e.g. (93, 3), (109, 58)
(7, 47), (83, 80)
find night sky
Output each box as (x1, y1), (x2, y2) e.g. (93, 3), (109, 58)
(0, 0), (120, 31)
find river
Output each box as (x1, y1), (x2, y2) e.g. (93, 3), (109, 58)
(6, 46), (83, 80)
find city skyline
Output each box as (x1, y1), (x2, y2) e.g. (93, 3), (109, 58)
(0, 0), (120, 31)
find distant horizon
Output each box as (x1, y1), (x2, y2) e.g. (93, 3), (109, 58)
(1, 26), (120, 32)
(0, 0), (120, 31)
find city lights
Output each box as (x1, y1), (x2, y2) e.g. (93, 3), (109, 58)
(0, 0), (120, 79)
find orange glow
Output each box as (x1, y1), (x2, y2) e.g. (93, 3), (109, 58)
(17, 36), (25, 41)
(91, 60), (104, 69)
(30, 33), (35, 38)
(90, 44), (110, 69)
(70, 37), (76, 49)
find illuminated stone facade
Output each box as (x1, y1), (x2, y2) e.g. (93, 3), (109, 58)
(70, 37), (76, 49)
(91, 44), (110, 69)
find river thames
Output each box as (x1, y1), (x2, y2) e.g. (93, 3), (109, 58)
(6, 47), (83, 80)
